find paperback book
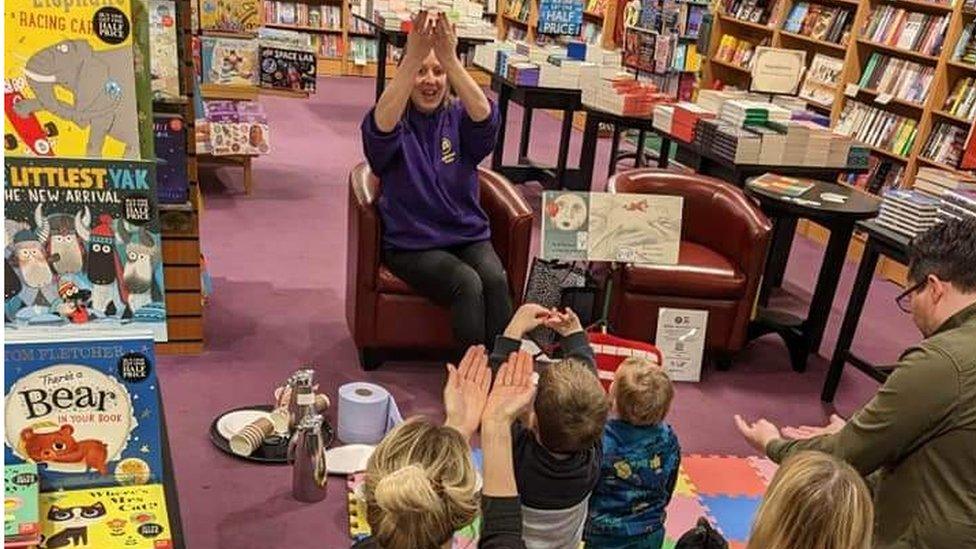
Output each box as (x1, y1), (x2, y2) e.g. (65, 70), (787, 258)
(39, 483), (172, 549)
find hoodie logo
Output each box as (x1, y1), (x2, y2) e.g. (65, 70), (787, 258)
(441, 137), (456, 164)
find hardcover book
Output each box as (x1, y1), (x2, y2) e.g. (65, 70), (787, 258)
(153, 114), (190, 204)
(39, 483), (172, 549)
(149, 0), (181, 101)
(4, 157), (169, 340)
(259, 45), (318, 93)
(4, 463), (41, 546)
(4, 0), (141, 159)
(4, 332), (164, 491)
(799, 53), (844, 107)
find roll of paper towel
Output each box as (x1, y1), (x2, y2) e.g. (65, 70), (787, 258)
(337, 382), (403, 444)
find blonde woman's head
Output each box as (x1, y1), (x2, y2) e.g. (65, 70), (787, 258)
(748, 451), (874, 549)
(364, 418), (478, 549)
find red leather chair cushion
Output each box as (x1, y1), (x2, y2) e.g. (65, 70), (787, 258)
(377, 265), (415, 295)
(622, 241), (746, 299)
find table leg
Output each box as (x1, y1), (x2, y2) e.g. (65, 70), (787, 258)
(518, 107), (533, 163)
(577, 112), (600, 192)
(555, 107), (574, 189)
(492, 85), (512, 172)
(636, 129), (647, 167)
(658, 136), (671, 168)
(759, 216), (798, 307)
(821, 240), (881, 402)
(608, 124), (622, 178)
(804, 222), (856, 353)
(375, 33), (388, 101)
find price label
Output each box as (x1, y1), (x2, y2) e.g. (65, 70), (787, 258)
(844, 83), (859, 98)
(875, 93), (894, 105)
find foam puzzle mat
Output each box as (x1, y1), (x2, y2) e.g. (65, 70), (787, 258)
(347, 454), (777, 548)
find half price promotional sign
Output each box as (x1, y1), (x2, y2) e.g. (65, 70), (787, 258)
(537, 0), (583, 36)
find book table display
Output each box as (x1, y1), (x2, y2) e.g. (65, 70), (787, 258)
(820, 219), (911, 402)
(745, 178), (880, 372)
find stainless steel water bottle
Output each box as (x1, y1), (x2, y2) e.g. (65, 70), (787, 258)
(287, 368), (316, 429)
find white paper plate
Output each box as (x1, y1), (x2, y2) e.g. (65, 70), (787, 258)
(216, 410), (271, 441)
(326, 444), (375, 474)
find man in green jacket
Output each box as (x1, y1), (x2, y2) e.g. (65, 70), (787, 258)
(735, 217), (976, 549)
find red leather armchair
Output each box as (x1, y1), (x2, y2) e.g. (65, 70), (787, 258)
(346, 162), (533, 370)
(606, 169), (772, 367)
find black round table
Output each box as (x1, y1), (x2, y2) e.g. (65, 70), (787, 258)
(745, 177), (880, 372)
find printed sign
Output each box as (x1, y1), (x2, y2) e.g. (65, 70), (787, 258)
(750, 46), (806, 95)
(537, 0), (583, 35)
(655, 308), (708, 382)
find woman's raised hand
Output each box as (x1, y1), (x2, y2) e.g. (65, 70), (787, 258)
(405, 10), (435, 61)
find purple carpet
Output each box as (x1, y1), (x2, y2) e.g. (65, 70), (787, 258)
(156, 76), (919, 548)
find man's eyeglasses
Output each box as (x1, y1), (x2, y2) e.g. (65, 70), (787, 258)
(895, 279), (927, 313)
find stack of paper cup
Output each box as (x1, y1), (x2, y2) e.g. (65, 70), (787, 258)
(230, 417), (274, 456)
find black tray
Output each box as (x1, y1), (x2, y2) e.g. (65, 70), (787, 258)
(209, 404), (335, 464)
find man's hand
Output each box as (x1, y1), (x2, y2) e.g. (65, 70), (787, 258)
(782, 414), (846, 440)
(431, 12), (459, 68)
(543, 307), (583, 336)
(502, 303), (552, 339)
(734, 414), (782, 454)
(483, 351), (537, 426)
(404, 10), (435, 62)
(443, 345), (491, 440)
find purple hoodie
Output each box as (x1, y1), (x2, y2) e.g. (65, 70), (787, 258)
(361, 100), (500, 250)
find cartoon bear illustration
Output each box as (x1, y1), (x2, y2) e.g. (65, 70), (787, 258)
(20, 425), (108, 475)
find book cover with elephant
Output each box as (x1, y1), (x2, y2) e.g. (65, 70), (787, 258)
(4, 1), (143, 160)
(4, 157), (169, 342)
(39, 483), (172, 548)
(4, 332), (164, 493)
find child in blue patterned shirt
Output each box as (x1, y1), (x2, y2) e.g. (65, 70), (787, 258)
(584, 357), (681, 549)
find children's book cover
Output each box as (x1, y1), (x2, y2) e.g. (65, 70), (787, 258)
(153, 114), (190, 204)
(199, 0), (259, 32)
(4, 157), (169, 341)
(259, 46), (318, 93)
(39, 483), (172, 549)
(206, 38), (258, 86)
(5, 463), (42, 546)
(4, 333), (164, 492)
(4, 1), (142, 160)
(149, 0), (181, 100)
(542, 191), (683, 264)
(133, 0), (159, 162)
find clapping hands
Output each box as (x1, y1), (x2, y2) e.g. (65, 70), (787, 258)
(443, 347), (538, 437)
(404, 10), (458, 66)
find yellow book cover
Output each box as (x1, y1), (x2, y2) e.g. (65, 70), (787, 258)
(39, 484), (172, 549)
(4, 1), (141, 159)
(686, 44), (701, 71)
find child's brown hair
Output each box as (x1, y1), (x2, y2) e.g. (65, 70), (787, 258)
(534, 357), (610, 453)
(613, 357), (673, 426)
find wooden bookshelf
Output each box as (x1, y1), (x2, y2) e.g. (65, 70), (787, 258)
(264, 22), (343, 33)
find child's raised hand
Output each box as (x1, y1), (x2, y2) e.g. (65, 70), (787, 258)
(502, 303), (552, 339)
(544, 307), (583, 336)
(443, 345), (491, 440)
(483, 351), (537, 425)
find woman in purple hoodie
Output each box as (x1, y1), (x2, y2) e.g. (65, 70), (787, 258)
(361, 10), (510, 347)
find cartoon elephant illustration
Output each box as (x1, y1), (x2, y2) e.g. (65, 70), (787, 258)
(13, 39), (139, 159)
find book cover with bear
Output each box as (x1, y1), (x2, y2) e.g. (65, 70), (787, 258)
(4, 331), (164, 492)
(4, 0), (142, 160)
(39, 483), (172, 548)
(5, 157), (169, 341)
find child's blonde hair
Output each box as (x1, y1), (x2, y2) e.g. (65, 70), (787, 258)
(612, 357), (673, 426)
(534, 357), (610, 453)
(364, 418), (478, 549)
(748, 451), (874, 549)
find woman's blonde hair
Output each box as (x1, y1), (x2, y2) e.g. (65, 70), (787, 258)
(364, 418), (478, 549)
(748, 451), (874, 549)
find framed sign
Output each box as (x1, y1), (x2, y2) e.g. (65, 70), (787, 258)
(654, 308), (708, 382)
(537, 0), (583, 35)
(751, 46), (806, 95)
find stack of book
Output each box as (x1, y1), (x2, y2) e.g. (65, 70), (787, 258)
(720, 100), (791, 127)
(835, 101), (918, 158)
(861, 7), (947, 56)
(711, 125), (763, 163)
(654, 104), (676, 133)
(747, 125), (788, 164)
(858, 53), (934, 105)
(913, 167), (976, 199)
(587, 78), (673, 116)
(749, 173), (816, 197)
(671, 102), (717, 142)
(940, 188), (976, 222)
(507, 62), (540, 86)
(696, 89), (750, 113)
(719, 0), (779, 25)
(943, 77), (976, 121)
(782, 2), (853, 45)
(921, 122), (968, 167)
(877, 189), (941, 238)
(842, 156), (904, 194)
(953, 20), (976, 66)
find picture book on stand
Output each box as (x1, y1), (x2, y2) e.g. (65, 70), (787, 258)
(5, 463), (41, 547)
(39, 483), (172, 549)
(4, 0), (142, 159)
(153, 114), (190, 204)
(4, 331), (164, 493)
(4, 157), (169, 341)
(149, 0), (181, 101)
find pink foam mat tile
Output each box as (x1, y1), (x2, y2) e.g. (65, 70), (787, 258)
(680, 455), (768, 497)
(746, 455), (778, 486)
(664, 493), (708, 538)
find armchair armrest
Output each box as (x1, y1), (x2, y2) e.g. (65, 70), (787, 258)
(478, 168), (533, 302)
(346, 162), (381, 342)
